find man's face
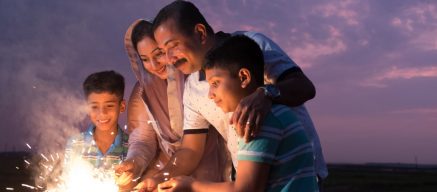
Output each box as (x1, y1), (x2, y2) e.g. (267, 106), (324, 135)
(87, 92), (125, 132)
(206, 67), (245, 113)
(136, 36), (168, 79)
(154, 19), (205, 74)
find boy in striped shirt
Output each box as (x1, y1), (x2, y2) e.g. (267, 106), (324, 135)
(158, 35), (319, 191)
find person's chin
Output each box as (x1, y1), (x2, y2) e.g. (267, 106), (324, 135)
(175, 63), (193, 74)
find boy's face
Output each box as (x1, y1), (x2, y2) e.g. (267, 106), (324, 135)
(136, 36), (168, 80)
(87, 92), (125, 132)
(206, 68), (245, 113)
(154, 19), (206, 75)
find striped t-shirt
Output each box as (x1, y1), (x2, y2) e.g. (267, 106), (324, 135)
(238, 105), (319, 192)
(65, 124), (129, 170)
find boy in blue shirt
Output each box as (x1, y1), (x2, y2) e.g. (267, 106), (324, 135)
(66, 70), (128, 170)
(158, 36), (319, 191)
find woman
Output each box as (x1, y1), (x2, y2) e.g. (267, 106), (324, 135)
(115, 19), (229, 191)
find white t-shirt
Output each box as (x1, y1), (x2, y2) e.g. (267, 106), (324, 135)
(183, 31), (328, 178)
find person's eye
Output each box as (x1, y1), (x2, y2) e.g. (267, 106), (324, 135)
(141, 58), (149, 62)
(106, 105), (114, 108)
(212, 81), (219, 88)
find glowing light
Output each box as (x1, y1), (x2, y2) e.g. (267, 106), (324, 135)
(46, 156), (118, 192)
(132, 176), (141, 182)
(24, 160), (30, 165)
(26, 143), (32, 149)
(5, 187), (14, 191)
(41, 153), (49, 162)
(21, 184), (36, 190)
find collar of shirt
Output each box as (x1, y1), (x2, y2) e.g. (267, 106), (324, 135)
(84, 124), (124, 156)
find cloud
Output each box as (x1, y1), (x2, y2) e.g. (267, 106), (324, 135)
(361, 66), (437, 87)
(287, 25), (347, 68)
(312, 0), (363, 26)
(391, 3), (437, 50)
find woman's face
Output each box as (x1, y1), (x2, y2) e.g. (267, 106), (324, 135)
(136, 36), (168, 79)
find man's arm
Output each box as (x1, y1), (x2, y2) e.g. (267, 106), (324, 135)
(231, 68), (315, 142)
(160, 132), (208, 177)
(274, 68), (316, 106)
(138, 132), (208, 191)
(157, 161), (269, 192)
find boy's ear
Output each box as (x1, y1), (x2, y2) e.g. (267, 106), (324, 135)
(239, 68), (252, 88)
(194, 23), (208, 45)
(120, 99), (126, 113)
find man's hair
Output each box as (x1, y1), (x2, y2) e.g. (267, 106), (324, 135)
(131, 20), (153, 52)
(203, 35), (264, 86)
(83, 70), (125, 100)
(153, 0), (214, 37)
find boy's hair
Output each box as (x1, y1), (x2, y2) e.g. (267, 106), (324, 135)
(203, 35), (264, 86)
(153, 0), (214, 37)
(131, 20), (153, 52)
(82, 70), (125, 100)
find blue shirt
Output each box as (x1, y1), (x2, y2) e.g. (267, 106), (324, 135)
(238, 105), (319, 192)
(65, 125), (129, 169)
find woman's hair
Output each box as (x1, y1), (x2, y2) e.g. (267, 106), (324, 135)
(131, 20), (154, 52)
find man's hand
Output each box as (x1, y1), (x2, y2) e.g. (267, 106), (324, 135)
(133, 177), (160, 192)
(230, 88), (272, 143)
(157, 176), (194, 192)
(115, 159), (142, 191)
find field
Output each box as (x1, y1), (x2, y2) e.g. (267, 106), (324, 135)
(1, 152), (437, 191)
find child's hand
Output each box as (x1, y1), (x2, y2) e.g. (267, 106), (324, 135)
(157, 176), (194, 192)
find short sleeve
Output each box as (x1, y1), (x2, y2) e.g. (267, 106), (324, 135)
(237, 113), (282, 164)
(182, 74), (210, 133)
(237, 132), (280, 164)
(233, 31), (298, 84)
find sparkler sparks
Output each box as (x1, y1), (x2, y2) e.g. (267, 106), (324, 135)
(132, 176), (141, 182)
(24, 160), (30, 165)
(5, 187), (14, 191)
(41, 153), (49, 162)
(21, 184), (36, 190)
(26, 143), (32, 149)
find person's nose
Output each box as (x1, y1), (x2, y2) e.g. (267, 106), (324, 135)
(166, 48), (178, 65)
(98, 107), (108, 115)
(208, 87), (215, 100)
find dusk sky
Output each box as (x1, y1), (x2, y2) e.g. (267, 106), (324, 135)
(1, 0), (436, 164)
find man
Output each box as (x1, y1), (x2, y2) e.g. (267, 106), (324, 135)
(145, 0), (327, 190)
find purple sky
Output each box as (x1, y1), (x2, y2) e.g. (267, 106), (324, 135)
(1, 0), (436, 164)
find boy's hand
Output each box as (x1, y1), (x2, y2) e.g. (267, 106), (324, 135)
(157, 176), (194, 192)
(115, 159), (141, 190)
(230, 88), (272, 143)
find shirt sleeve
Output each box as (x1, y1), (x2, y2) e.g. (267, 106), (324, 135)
(237, 131), (280, 164)
(237, 114), (281, 164)
(125, 82), (158, 174)
(235, 31), (299, 84)
(182, 75), (210, 134)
